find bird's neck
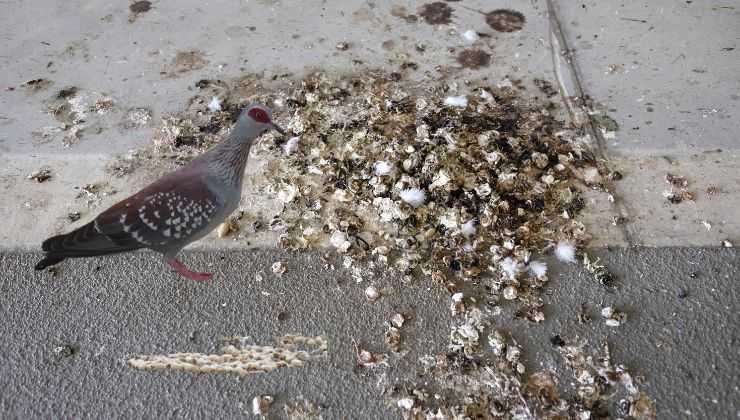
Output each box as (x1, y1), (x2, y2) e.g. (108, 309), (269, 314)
(206, 129), (255, 187)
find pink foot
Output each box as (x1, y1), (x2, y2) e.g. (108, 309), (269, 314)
(167, 259), (213, 281)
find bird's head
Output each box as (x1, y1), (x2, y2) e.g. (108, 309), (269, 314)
(237, 104), (286, 139)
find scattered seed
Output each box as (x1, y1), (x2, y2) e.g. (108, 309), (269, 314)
(550, 335), (565, 347)
(608, 170), (623, 181)
(583, 252), (615, 288)
(502, 285), (518, 300)
(577, 303), (592, 324)
(28, 169), (52, 183)
(356, 346), (387, 367)
(365, 285), (380, 302)
(252, 394), (273, 417)
(271, 261), (286, 276)
(601, 306), (627, 327)
(385, 326), (402, 352)
(21, 78), (52, 92)
(390, 313), (406, 328)
(216, 222), (231, 238)
(53, 344), (76, 358)
(397, 398), (414, 410)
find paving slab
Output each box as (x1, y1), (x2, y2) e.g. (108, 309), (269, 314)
(550, 0), (740, 153)
(549, 0), (740, 246)
(2, 0), (604, 250)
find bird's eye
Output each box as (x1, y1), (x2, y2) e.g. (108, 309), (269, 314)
(248, 107), (270, 123)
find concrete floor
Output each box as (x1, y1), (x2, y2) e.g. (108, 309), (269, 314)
(1, 248), (738, 419)
(1, 0), (739, 418)
(3, 0), (737, 249)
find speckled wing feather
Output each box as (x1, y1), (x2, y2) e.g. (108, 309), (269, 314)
(95, 172), (221, 250)
(36, 170), (222, 270)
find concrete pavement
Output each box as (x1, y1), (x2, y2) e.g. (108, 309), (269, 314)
(1, 248), (738, 418)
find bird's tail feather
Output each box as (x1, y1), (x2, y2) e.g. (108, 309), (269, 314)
(35, 255), (66, 270)
(35, 221), (142, 270)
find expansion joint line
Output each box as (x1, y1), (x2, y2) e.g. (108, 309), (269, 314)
(546, 0), (635, 246)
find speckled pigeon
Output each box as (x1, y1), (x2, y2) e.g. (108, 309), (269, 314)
(35, 104), (285, 281)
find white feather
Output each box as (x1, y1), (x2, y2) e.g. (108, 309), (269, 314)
(500, 257), (522, 279)
(462, 30), (480, 43)
(443, 96), (468, 108)
(282, 136), (300, 156)
(497, 78), (513, 89)
(460, 220), (476, 237)
(330, 230), (351, 253)
(554, 241), (576, 263)
(207, 96), (222, 112)
(399, 188), (426, 208)
(374, 161), (393, 176)
(479, 89), (494, 102)
(528, 260), (548, 278)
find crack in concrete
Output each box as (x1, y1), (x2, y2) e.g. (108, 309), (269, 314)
(546, 0), (636, 246)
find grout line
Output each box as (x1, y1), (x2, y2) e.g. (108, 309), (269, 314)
(546, 0), (636, 247)
(546, 0), (608, 155)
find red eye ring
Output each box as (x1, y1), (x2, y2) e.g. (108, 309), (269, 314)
(247, 107), (270, 123)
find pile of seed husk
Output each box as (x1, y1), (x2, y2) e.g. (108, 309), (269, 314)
(152, 70), (601, 304)
(261, 72), (596, 297)
(389, 320), (655, 419)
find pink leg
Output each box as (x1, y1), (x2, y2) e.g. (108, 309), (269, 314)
(167, 259), (213, 281)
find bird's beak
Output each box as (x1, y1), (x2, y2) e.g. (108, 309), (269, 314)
(271, 123), (286, 135)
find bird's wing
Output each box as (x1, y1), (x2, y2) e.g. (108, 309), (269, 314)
(38, 165), (224, 265)
(94, 172), (222, 249)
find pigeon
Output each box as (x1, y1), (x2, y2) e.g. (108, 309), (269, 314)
(35, 104), (285, 281)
